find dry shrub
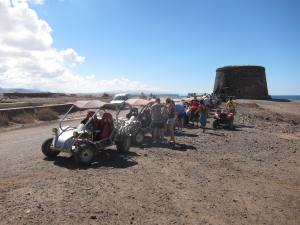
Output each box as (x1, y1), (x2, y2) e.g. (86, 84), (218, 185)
(36, 108), (59, 121)
(12, 113), (35, 124)
(102, 93), (111, 98)
(101, 93), (113, 102)
(0, 113), (9, 126)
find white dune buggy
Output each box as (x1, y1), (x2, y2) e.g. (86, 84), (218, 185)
(41, 100), (136, 165)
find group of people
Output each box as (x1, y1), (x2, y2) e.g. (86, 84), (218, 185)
(184, 96), (210, 131)
(149, 95), (237, 144)
(150, 98), (176, 144)
(79, 95), (237, 145)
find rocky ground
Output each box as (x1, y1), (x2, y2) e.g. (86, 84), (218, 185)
(0, 100), (299, 225)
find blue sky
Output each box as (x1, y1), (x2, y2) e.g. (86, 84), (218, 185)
(16, 0), (300, 94)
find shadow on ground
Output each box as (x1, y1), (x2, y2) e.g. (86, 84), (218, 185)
(235, 124), (255, 129)
(206, 132), (226, 137)
(207, 124), (248, 132)
(175, 132), (198, 137)
(44, 150), (139, 170)
(135, 136), (196, 151)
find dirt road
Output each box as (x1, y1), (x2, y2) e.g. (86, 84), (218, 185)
(0, 101), (299, 225)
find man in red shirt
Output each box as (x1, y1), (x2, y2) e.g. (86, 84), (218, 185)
(190, 96), (200, 127)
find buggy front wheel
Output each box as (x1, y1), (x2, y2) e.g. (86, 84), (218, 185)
(228, 120), (234, 130)
(41, 138), (60, 158)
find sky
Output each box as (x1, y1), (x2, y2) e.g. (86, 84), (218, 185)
(0, 0), (299, 94)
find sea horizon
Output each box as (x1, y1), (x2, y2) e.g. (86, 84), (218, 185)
(271, 95), (300, 100)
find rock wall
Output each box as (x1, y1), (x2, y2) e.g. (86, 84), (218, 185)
(0, 103), (76, 119)
(213, 66), (270, 99)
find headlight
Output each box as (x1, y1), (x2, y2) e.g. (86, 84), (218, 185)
(73, 131), (79, 137)
(52, 128), (58, 135)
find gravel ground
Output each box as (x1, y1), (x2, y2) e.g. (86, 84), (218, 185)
(0, 100), (299, 225)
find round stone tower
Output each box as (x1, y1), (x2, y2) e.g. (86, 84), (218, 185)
(213, 65), (270, 99)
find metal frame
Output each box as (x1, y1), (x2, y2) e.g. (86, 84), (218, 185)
(52, 102), (125, 152)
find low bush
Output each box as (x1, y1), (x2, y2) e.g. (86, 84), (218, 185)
(0, 113), (9, 126)
(11, 113), (35, 124)
(36, 108), (59, 121)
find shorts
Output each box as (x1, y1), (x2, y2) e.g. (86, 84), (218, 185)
(152, 122), (165, 129)
(190, 110), (199, 121)
(177, 113), (186, 120)
(166, 117), (176, 126)
(229, 108), (236, 114)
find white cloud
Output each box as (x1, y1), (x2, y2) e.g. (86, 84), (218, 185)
(0, 0), (150, 92)
(29, 0), (44, 4)
(12, 0), (45, 6)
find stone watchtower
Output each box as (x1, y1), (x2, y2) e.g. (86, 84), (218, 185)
(213, 65), (270, 99)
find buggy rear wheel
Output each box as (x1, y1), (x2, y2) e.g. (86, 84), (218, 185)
(133, 131), (144, 144)
(41, 138), (59, 158)
(74, 147), (95, 165)
(116, 136), (131, 152)
(212, 120), (218, 129)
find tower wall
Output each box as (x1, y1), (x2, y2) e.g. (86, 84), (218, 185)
(213, 66), (269, 99)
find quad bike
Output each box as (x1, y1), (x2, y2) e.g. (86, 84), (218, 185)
(41, 100), (136, 165)
(125, 101), (153, 145)
(212, 109), (234, 130)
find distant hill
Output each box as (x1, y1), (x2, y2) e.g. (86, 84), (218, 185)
(0, 87), (41, 93)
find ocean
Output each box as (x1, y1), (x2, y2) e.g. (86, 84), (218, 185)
(271, 95), (300, 100)
(177, 95), (300, 101)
